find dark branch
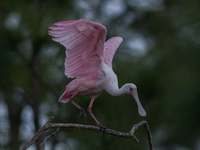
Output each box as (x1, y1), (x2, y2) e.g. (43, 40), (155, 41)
(20, 116), (154, 150)
(19, 116), (54, 150)
(130, 121), (153, 150)
(40, 127), (60, 150)
(49, 123), (139, 141)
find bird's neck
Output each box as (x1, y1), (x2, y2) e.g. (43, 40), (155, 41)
(118, 84), (131, 95)
(107, 84), (130, 96)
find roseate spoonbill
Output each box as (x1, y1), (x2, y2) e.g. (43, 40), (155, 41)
(49, 19), (146, 129)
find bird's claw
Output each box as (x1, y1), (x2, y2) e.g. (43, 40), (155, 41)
(77, 108), (87, 123)
(98, 124), (108, 137)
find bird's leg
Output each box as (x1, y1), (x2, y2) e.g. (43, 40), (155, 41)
(69, 91), (87, 123)
(87, 96), (107, 135)
(71, 101), (87, 123)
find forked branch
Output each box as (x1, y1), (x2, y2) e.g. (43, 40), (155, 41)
(20, 116), (153, 150)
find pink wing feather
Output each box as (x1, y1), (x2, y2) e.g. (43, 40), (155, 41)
(103, 37), (123, 68)
(49, 19), (106, 78)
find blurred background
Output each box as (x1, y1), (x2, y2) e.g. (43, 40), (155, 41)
(1, 0), (200, 149)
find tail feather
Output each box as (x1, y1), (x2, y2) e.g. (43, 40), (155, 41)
(59, 89), (71, 103)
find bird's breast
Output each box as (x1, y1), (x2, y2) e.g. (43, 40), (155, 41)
(100, 63), (119, 96)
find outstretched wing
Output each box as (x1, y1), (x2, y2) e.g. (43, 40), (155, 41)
(49, 19), (106, 78)
(103, 37), (123, 68)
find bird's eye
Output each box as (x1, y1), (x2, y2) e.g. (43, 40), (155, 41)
(130, 88), (133, 92)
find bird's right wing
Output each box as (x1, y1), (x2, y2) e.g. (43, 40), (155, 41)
(103, 37), (123, 68)
(49, 19), (106, 78)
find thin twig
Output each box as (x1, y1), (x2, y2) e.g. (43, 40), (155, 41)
(40, 127), (60, 150)
(130, 121), (154, 150)
(20, 116), (153, 150)
(144, 121), (154, 150)
(20, 116), (55, 150)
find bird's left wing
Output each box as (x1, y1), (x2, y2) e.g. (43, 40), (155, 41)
(49, 19), (106, 78)
(103, 37), (123, 68)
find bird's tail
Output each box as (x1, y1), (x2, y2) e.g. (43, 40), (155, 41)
(59, 89), (71, 103)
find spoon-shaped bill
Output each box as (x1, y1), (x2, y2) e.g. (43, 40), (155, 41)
(131, 89), (146, 117)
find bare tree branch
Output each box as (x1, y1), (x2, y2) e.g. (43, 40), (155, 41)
(20, 116), (54, 150)
(130, 121), (153, 149)
(20, 116), (154, 150)
(40, 127), (60, 150)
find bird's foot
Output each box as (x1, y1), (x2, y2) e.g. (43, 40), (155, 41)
(97, 124), (108, 137)
(77, 108), (87, 123)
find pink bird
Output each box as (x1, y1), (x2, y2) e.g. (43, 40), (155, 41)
(49, 19), (146, 130)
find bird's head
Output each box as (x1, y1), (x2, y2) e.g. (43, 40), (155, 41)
(127, 83), (147, 117)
